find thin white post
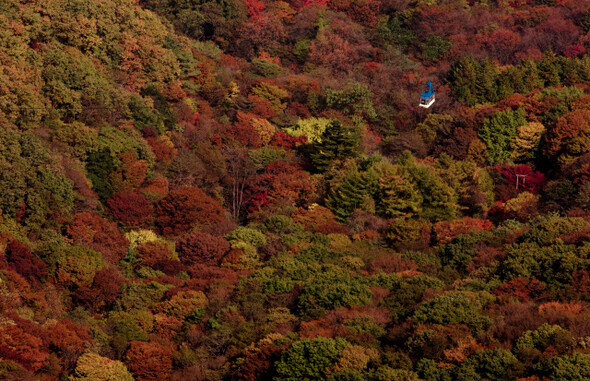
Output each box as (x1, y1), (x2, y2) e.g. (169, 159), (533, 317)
(515, 174), (527, 190)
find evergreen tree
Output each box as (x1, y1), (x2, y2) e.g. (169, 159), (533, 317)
(538, 50), (562, 87)
(310, 120), (361, 172)
(448, 56), (479, 106)
(398, 153), (458, 221)
(479, 108), (527, 164)
(561, 56), (580, 86)
(86, 147), (120, 200)
(496, 68), (516, 100)
(325, 82), (377, 120)
(518, 58), (542, 93)
(326, 169), (372, 221)
(578, 55), (590, 81)
(373, 161), (423, 218)
(581, 7), (590, 33)
(475, 57), (499, 104)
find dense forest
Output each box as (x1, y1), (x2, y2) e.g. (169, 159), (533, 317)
(4, 0), (590, 379)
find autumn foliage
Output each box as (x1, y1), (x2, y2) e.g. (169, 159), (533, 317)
(156, 187), (225, 236)
(66, 212), (129, 263)
(5, 241), (47, 282)
(124, 341), (173, 381)
(176, 231), (231, 266)
(3, 0), (590, 380)
(107, 190), (154, 227)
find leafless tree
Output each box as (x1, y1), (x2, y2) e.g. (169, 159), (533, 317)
(222, 145), (257, 220)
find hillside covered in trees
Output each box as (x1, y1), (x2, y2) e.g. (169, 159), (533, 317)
(4, 0), (590, 379)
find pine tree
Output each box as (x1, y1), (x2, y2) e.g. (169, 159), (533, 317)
(398, 153), (458, 221)
(326, 170), (371, 221)
(538, 50), (562, 87)
(479, 108), (527, 164)
(578, 56), (590, 81)
(581, 7), (590, 33)
(310, 120), (361, 172)
(372, 161), (423, 218)
(475, 57), (499, 104)
(86, 147), (120, 200)
(518, 58), (542, 94)
(448, 56), (479, 106)
(562, 57), (580, 86)
(497, 68), (516, 100)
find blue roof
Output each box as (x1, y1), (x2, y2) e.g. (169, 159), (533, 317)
(420, 81), (434, 99)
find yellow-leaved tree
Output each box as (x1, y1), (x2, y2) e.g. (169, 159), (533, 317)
(71, 352), (134, 381)
(511, 121), (545, 161)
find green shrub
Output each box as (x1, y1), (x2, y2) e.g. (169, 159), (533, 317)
(107, 310), (153, 342)
(515, 324), (574, 353)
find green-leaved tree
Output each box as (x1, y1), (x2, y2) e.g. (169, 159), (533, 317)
(478, 108), (527, 164)
(310, 120), (360, 172)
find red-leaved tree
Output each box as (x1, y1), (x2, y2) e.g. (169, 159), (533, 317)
(66, 212), (129, 263)
(73, 266), (125, 312)
(432, 217), (493, 245)
(45, 319), (90, 372)
(0, 325), (48, 372)
(107, 190), (154, 227)
(491, 165), (546, 201)
(176, 231), (231, 266)
(136, 240), (174, 267)
(125, 341), (173, 381)
(145, 136), (178, 163)
(269, 131), (307, 149)
(494, 277), (549, 302)
(224, 112), (263, 148)
(5, 241), (47, 283)
(156, 187), (225, 236)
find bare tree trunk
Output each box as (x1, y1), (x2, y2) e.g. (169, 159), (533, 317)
(223, 146), (256, 220)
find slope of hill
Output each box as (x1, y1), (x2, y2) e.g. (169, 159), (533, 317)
(3, 0), (590, 380)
